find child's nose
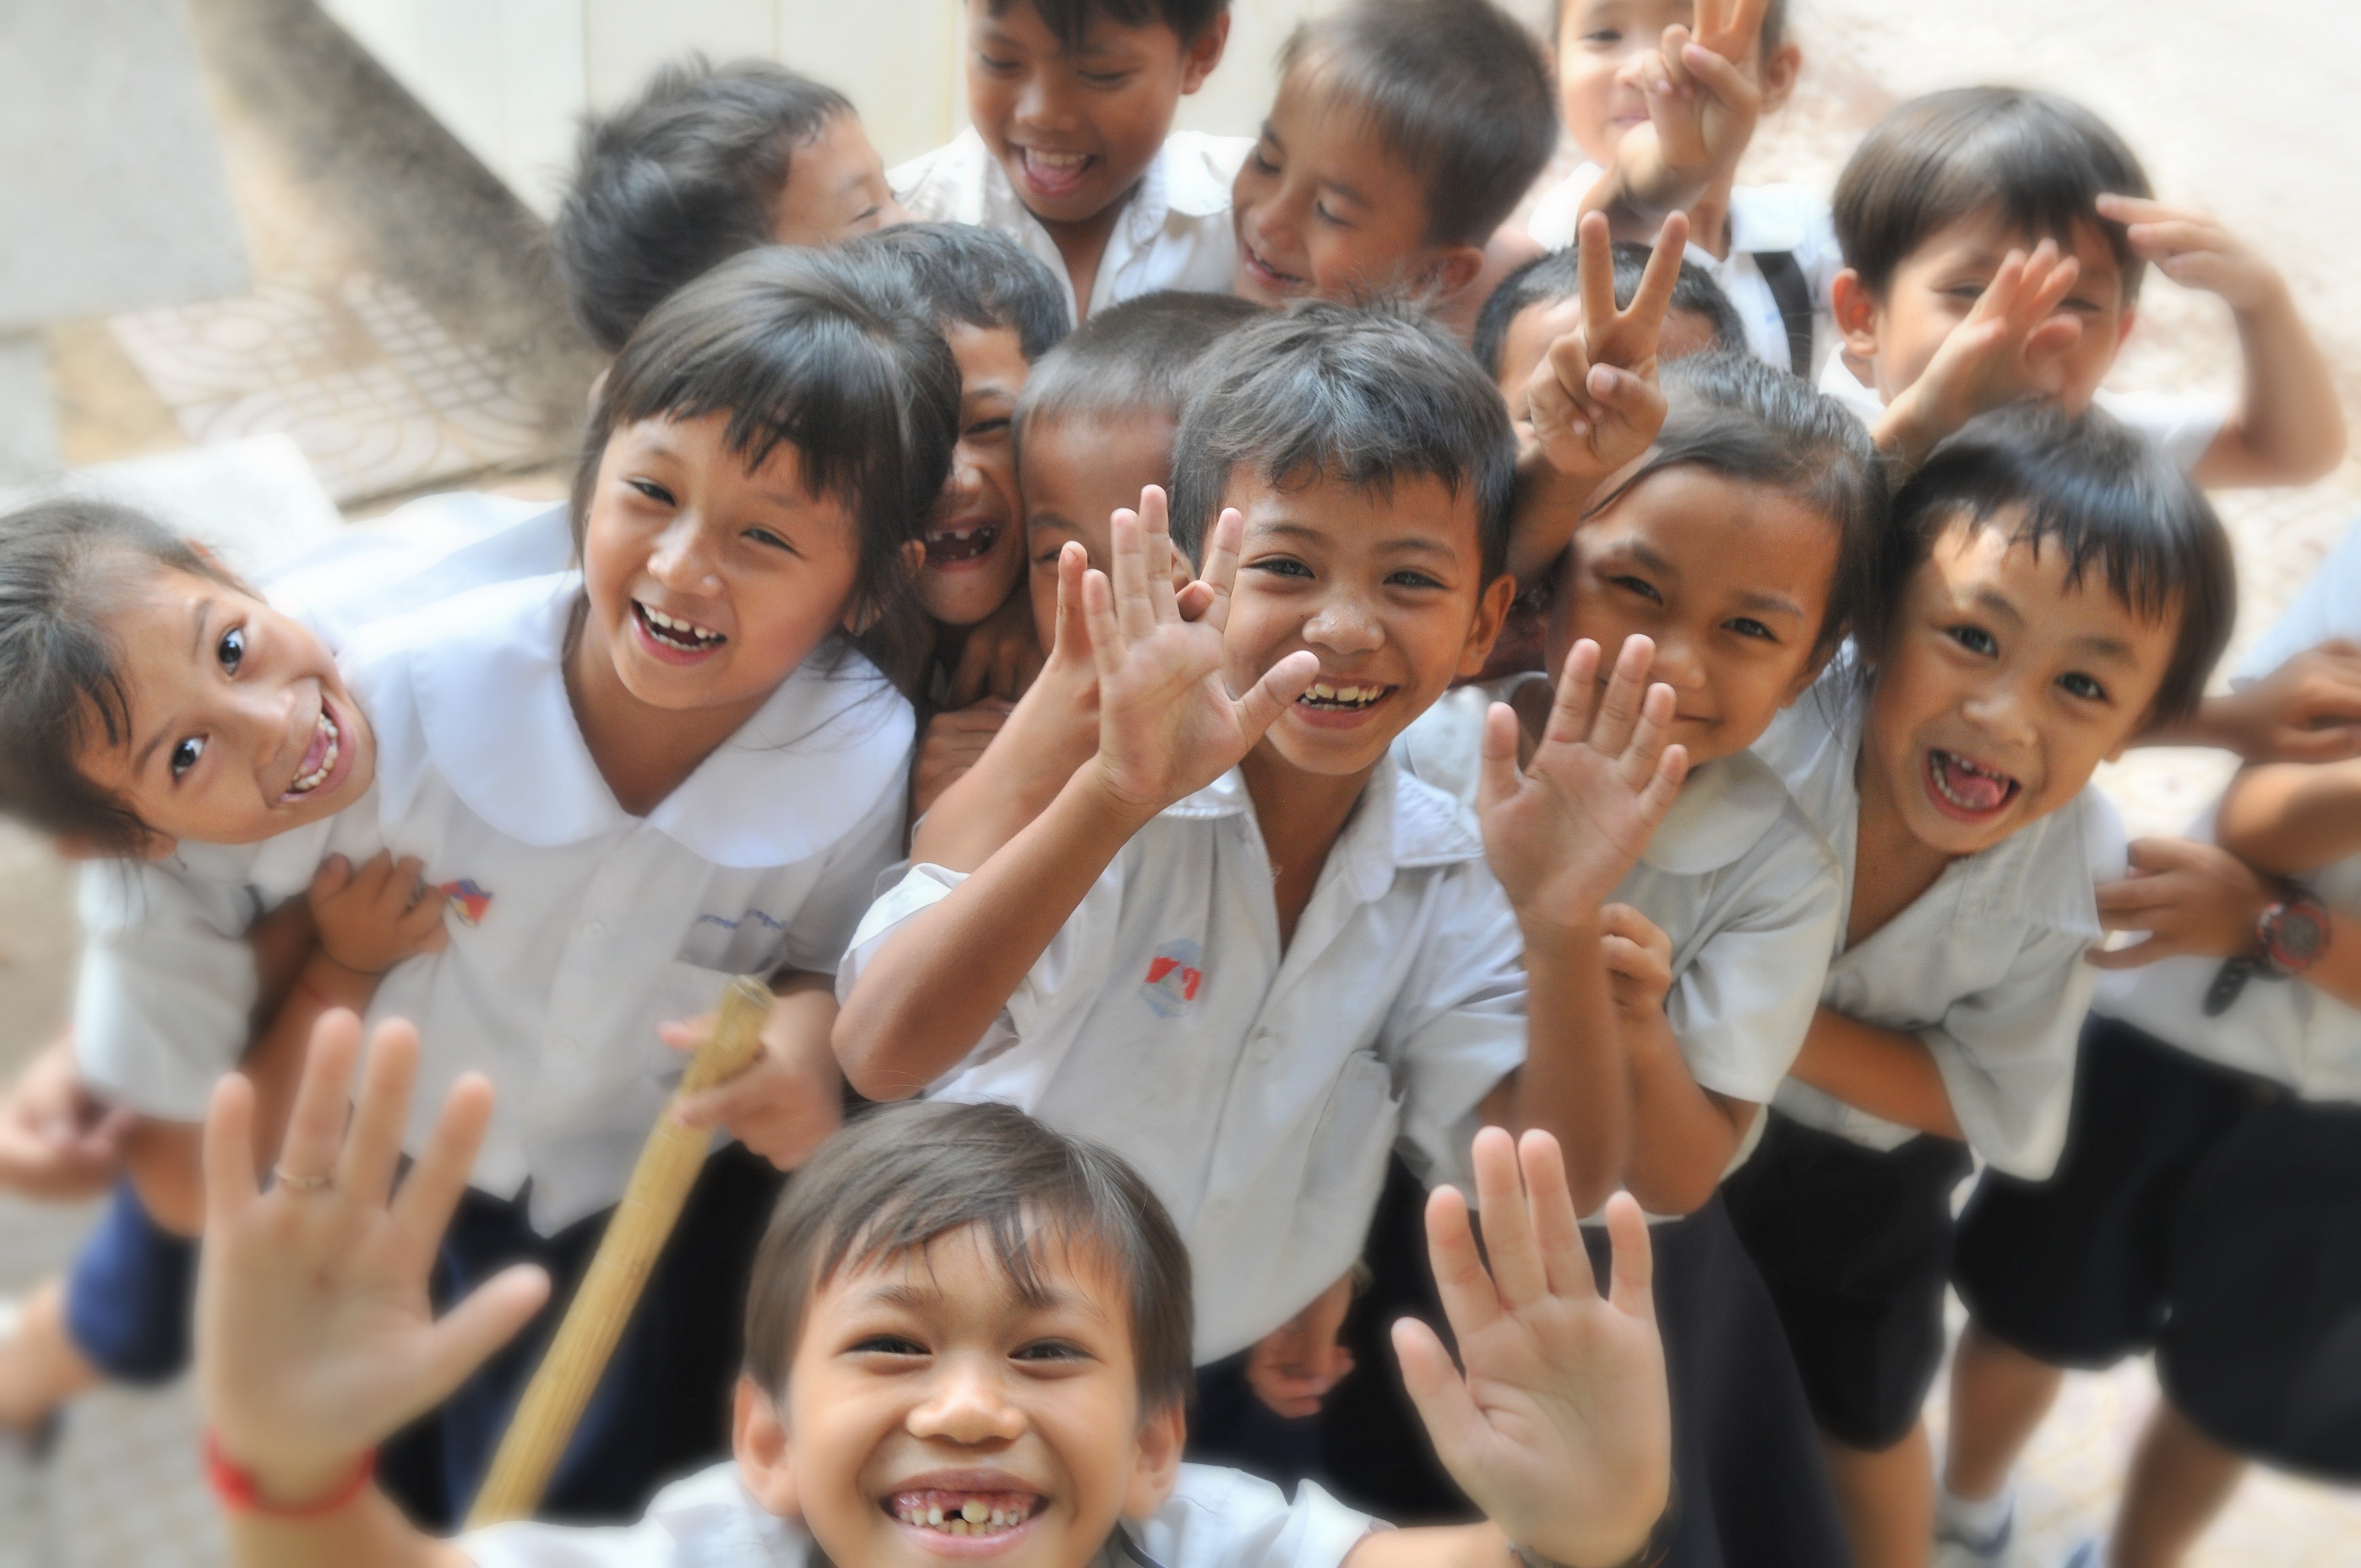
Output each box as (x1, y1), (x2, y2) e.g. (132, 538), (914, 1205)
(1963, 681), (2040, 748)
(1303, 596), (1384, 655)
(1013, 73), (1078, 133)
(908, 1366), (1026, 1446)
(649, 517), (721, 589)
(1646, 630), (1708, 691)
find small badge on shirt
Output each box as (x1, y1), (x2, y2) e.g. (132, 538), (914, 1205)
(1141, 940), (1204, 1018)
(437, 879), (493, 927)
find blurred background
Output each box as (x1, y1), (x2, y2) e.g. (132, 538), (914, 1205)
(1, 0), (2355, 1560)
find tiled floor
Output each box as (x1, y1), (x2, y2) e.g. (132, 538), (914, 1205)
(6, 0), (2361, 1562)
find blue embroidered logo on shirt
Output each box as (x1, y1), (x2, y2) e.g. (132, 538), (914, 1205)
(1141, 940), (1204, 1018)
(696, 908), (788, 933)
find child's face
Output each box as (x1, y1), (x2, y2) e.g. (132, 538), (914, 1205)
(580, 413), (870, 716)
(920, 323), (1032, 628)
(771, 111), (911, 249)
(964, 0), (1227, 229)
(1862, 515), (2178, 858)
(1847, 211), (2134, 416)
(1232, 63), (1472, 307)
(1222, 468), (1514, 778)
(1548, 463), (1836, 766)
(1554, 0), (1795, 169)
(74, 567), (375, 853)
(1019, 411), (1183, 650)
(1496, 295), (1721, 435)
(732, 1222), (1184, 1568)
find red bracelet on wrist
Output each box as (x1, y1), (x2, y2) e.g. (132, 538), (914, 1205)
(204, 1429), (377, 1517)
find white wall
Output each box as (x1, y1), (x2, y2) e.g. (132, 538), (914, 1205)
(318, 0), (1343, 219)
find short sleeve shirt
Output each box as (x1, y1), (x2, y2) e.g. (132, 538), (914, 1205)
(2232, 515), (2361, 684)
(837, 756), (1526, 1362)
(1814, 354), (2227, 473)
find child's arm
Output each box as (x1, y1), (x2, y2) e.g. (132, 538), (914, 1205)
(1508, 213), (1688, 587)
(1576, 0), (1769, 246)
(0, 1032), (128, 1201)
(2097, 193), (2347, 489)
(2216, 759), (2361, 876)
(1862, 241), (2085, 471)
(1600, 905), (1759, 1216)
(2141, 640), (2361, 763)
(1477, 638), (1688, 1211)
(1354, 1129), (1671, 1568)
(198, 1012), (545, 1568)
(2091, 833), (2361, 1012)
(1785, 1009), (1965, 1140)
(943, 581), (1047, 709)
(834, 505), (1320, 1099)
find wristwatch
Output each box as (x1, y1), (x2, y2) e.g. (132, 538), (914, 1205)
(2203, 890), (2331, 1016)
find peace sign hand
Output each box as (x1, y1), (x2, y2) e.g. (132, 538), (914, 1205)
(1527, 211), (1688, 487)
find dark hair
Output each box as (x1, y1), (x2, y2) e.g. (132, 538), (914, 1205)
(987, 0), (1228, 48)
(1171, 296), (1516, 579)
(551, 57), (858, 353)
(1014, 290), (1263, 451)
(1282, 0), (1557, 249)
(0, 499), (240, 853)
(744, 1099), (1195, 1412)
(845, 222), (1072, 362)
(1833, 87), (2154, 301)
(1582, 352), (1886, 660)
(573, 246), (960, 688)
(1473, 240), (1748, 379)
(1551, 0), (1791, 61)
(1870, 404), (2231, 725)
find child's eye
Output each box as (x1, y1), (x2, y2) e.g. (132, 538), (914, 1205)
(975, 52), (1021, 75)
(1250, 149), (1280, 176)
(170, 736), (205, 781)
(744, 526), (799, 556)
(2057, 671), (2110, 703)
(1386, 569), (1443, 590)
(966, 417), (1011, 440)
(1248, 557), (1313, 579)
(1724, 617), (1776, 641)
(216, 625), (246, 675)
(1610, 574), (1664, 605)
(1011, 1339), (1087, 1364)
(1079, 69), (1132, 89)
(1314, 202), (1350, 227)
(626, 478), (676, 507)
(1580, 28), (1624, 46)
(850, 1334), (928, 1357)
(1945, 624), (1999, 657)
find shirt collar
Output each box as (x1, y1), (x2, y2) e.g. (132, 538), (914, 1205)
(1816, 351), (1886, 422)
(1724, 184), (1809, 255)
(1638, 750), (1794, 875)
(1156, 132), (1236, 219)
(364, 573), (912, 868)
(1164, 751), (1484, 899)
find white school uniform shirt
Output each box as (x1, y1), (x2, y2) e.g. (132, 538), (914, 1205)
(1525, 164), (1842, 378)
(458, 1461), (1379, 1568)
(70, 495), (575, 1120)
(2232, 513), (2361, 682)
(344, 571), (912, 1233)
(1396, 678), (1840, 1110)
(1813, 352), (2227, 473)
(839, 754), (1526, 1362)
(1752, 670), (2128, 1179)
(891, 128), (1248, 322)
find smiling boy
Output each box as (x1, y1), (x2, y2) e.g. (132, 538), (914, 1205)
(895, 0), (1237, 323)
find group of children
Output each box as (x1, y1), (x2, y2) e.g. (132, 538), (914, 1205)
(0, 3), (2355, 1567)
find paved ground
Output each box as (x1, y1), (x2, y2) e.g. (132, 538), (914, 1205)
(2, 0), (2357, 1561)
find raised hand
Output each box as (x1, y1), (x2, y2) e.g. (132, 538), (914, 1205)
(2098, 193), (2282, 313)
(1631, 0), (1770, 205)
(1879, 239), (2084, 462)
(1479, 636), (1688, 934)
(1079, 493), (1319, 817)
(197, 1010), (548, 1505)
(1394, 1129), (1670, 1568)
(2090, 837), (2274, 970)
(2192, 640), (2361, 763)
(1528, 212), (1687, 486)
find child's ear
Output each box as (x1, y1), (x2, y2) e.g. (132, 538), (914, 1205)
(1427, 245), (1488, 303)
(1830, 269), (1882, 361)
(1459, 572), (1521, 678)
(1120, 1399), (1187, 1522)
(2115, 301), (2139, 349)
(732, 1376), (801, 1519)
(1178, 13), (1230, 94)
(1758, 41), (1804, 114)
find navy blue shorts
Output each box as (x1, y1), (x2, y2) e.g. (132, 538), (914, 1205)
(63, 1182), (196, 1386)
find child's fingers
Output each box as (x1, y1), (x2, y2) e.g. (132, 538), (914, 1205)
(1478, 701), (1524, 819)
(1588, 635), (1657, 758)
(414, 1262), (551, 1418)
(308, 854), (355, 905)
(1080, 569), (1125, 682)
(1678, 38), (1759, 113)
(2086, 939), (2170, 971)
(1054, 542), (1092, 658)
(1519, 1130), (1596, 1302)
(1233, 650), (1321, 743)
(1473, 1121), (1548, 1309)
(1587, 369), (1667, 443)
(1654, 24), (1695, 92)
(1601, 902), (1672, 963)
(1423, 1177), (1505, 1340)
(1107, 509), (1156, 644)
(202, 1072), (263, 1232)
(2122, 219), (2217, 261)
(1600, 1191), (1657, 1319)
(1640, 743), (1689, 823)
(2023, 314), (2083, 372)
(1614, 681), (1678, 793)
(1197, 507), (1245, 633)
(1390, 1317), (1485, 1468)
(1576, 212), (1617, 337)
(1139, 486), (1180, 625)
(271, 1009), (366, 1192)
(336, 1019), (421, 1208)
(385, 1072), (499, 1276)
(1541, 639), (1604, 750)
(1620, 213), (1691, 343)
(2096, 191), (2177, 226)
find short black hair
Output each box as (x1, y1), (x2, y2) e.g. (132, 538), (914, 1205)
(0, 498), (240, 853)
(551, 57), (858, 353)
(1015, 290), (1263, 450)
(1171, 296), (1516, 580)
(1282, 0), (1558, 249)
(1550, 0), (1791, 61)
(1873, 404), (2232, 724)
(744, 1099), (1195, 1414)
(844, 222), (1071, 362)
(574, 246), (961, 688)
(1473, 240), (1749, 379)
(987, 0), (1228, 48)
(1580, 352), (1886, 660)
(1833, 87), (2154, 301)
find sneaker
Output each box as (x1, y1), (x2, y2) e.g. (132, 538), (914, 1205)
(1935, 1493), (2016, 1565)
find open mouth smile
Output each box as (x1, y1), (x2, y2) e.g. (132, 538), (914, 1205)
(1924, 748), (2021, 820)
(1015, 146), (1094, 201)
(1292, 678), (1396, 728)
(633, 600), (727, 656)
(1239, 239), (1309, 292)
(886, 1489), (1044, 1550)
(924, 518), (1004, 568)
(284, 707), (342, 798)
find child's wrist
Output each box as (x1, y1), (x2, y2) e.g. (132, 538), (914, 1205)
(298, 950), (383, 1006)
(206, 1430), (377, 1518)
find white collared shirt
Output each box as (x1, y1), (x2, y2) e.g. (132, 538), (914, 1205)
(1753, 669), (2127, 1179)
(1396, 680), (1840, 1110)
(1526, 164), (1841, 377)
(839, 755), (1526, 1362)
(458, 1461), (1378, 1568)
(891, 128), (1248, 322)
(71, 494), (576, 1120)
(2231, 514), (2361, 683)
(1814, 351), (2227, 473)
(345, 573), (912, 1232)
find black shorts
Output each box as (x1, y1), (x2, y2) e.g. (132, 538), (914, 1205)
(63, 1181), (195, 1385)
(1956, 1013), (2361, 1478)
(1722, 1111), (1974, 1451)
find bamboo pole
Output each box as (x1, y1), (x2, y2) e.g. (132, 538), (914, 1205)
(464, 976), (774, 1526)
